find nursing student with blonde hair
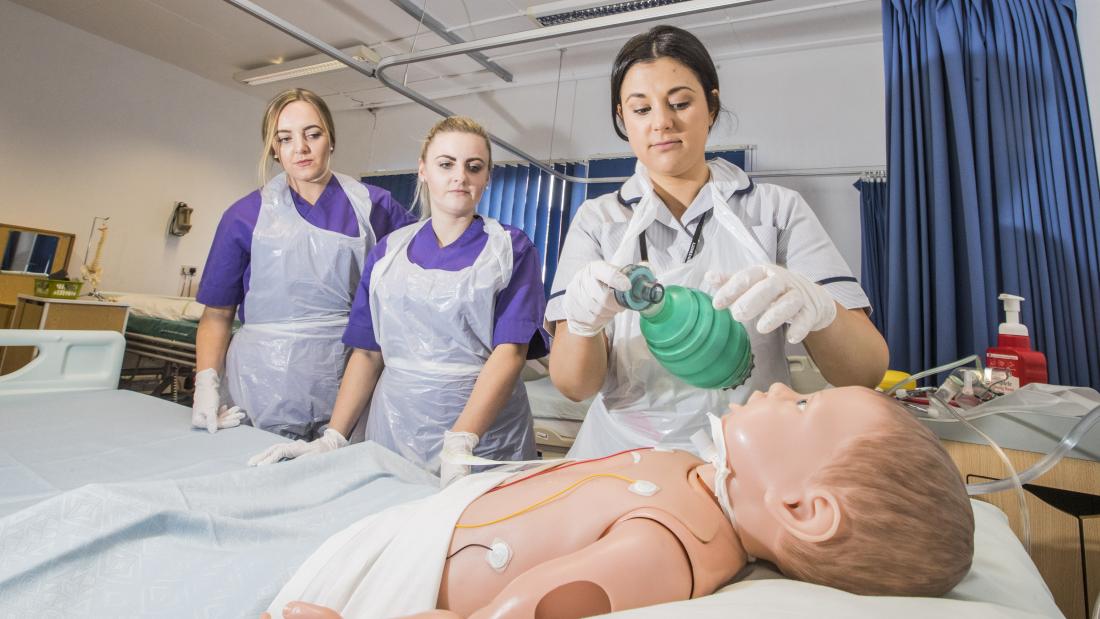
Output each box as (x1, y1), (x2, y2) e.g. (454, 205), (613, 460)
(194, 88), (415, 440)
(250, 116), (547, 487)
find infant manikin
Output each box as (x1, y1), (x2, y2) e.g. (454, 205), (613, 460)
(265, 384), (975, 619)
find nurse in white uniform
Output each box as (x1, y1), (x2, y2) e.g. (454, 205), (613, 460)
(546, 25), (889, 458)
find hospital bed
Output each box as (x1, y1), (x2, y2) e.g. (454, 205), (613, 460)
(0, 330), (1063, 618)
(105, 293), (236, 402)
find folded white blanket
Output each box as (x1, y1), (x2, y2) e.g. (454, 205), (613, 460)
(104, 292), (205, 321)
(267, 470), (515, 618)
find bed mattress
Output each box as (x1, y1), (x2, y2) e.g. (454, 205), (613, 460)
(0, 389), (283, 518)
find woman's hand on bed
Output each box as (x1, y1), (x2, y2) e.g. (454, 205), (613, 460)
(195, 404), (246, 432)
(192, 368), (245, 433)
(440, 431), (480, 487)
(247, 428), (349, 466)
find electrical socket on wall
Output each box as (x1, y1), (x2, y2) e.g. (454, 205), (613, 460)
(180, 265), (198, 276)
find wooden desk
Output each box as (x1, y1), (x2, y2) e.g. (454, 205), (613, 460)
(943, 439), (1100, 618)
(0, 294), (130, 375)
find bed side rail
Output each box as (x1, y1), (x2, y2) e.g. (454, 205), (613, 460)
(0, 329), (124, 395)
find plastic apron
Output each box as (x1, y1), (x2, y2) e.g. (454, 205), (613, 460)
(366, 217), (535, 472)
(225, 172), (375, 440)
(568, 164), (791, 459)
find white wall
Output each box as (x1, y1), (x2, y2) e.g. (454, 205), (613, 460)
(0, 0), (260, 296)
(337, 41), (886, 276)
(339, 3), (1100, 281)
(2, 0), (1096, 297)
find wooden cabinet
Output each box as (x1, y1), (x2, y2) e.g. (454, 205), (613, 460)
(0, 294), (129, 375)
(0, 223), (76, 306)
(943, 439), (1100, 618)
(0, 303), (13, 329)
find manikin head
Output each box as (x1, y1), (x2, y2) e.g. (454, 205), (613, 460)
(720, 383), (974, 596)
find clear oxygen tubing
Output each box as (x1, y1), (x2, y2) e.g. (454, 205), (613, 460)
(884, 355), (981, 395)
(928, 393), (1032, 556)
(959, 402), (1100, 496)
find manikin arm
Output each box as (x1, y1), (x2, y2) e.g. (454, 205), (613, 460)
(451, 517), (692, 619)
(265, 518), (692, 619)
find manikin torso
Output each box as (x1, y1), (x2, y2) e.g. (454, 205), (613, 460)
(439, 449), (747, 614)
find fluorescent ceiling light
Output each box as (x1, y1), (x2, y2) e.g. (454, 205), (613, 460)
(527, 0), (691, 26)
(234, 45), (380, 86)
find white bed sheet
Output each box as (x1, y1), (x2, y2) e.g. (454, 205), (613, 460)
(608, 500), (1060, 619)
(103, 291), (204, 321)
(0, 389), (283, 518)
(0, 389), (1061, 618)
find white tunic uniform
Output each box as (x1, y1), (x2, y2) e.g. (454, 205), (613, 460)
(545, 159), (870, 458)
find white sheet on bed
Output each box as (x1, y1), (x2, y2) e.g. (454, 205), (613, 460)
(0, 390), (1060, 619)
(104, 292), (205, 321)
(0, 442), (438, 619)
(606, 500), (1060, 619)
(268, 470), (515, 618)
(0, 389), (283, 518)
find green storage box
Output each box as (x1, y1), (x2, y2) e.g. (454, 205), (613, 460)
(33, 278), (84, 299)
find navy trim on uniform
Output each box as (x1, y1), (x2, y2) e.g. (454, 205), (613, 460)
(616, 189), (642, 208)
(816, 275), (859, 286)
(548, 289), (567, 300)
(732, 178), (756, 196)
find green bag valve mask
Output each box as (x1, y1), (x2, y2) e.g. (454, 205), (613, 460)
(614, 264), (753, 390)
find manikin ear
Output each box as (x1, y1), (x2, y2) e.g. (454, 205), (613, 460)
(764, 487), (843, 543)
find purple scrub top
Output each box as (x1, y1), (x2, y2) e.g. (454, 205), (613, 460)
(197, 175), (415, 321)
(343, 217), (549, 359)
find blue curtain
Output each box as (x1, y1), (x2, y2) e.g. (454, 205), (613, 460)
(476, 162), (588, 297)
(856, 178), (889, 334)
(883, 0), (1100, 388)
(585, 149), (748, 202)
(364, 173), (418, 215)
(365, 148), (748, 300)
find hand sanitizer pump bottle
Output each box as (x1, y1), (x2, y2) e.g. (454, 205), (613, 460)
(614, 264), (753, 390)
(986, 293), (1048, 393)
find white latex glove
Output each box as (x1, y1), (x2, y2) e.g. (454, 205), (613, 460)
(706, 264), (838, 344)
(191, 368), (245, 433)
(247, 428), (348, 466)
(561, 261), (632, 337)
(439, 431), (480, 487)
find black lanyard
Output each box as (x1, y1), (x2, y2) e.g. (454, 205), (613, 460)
(638, 210), (709, 264)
